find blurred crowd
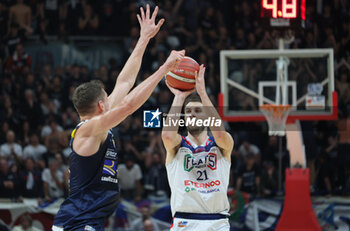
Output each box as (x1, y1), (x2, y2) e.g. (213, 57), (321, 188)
(1, 0), (350, 226)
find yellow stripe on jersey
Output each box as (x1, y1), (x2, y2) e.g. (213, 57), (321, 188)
(71, 128), (77, 139)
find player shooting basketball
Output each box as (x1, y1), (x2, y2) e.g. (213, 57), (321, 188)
(52, 5), (185, 230)
(162, 65), (234, 231)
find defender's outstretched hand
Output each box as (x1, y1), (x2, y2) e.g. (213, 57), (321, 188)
(195, 64), (206, 96)
(137, 4), (165, 40)
(163, 50), (185, 72)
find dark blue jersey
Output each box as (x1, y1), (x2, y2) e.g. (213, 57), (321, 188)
(53, 121), (120, 230)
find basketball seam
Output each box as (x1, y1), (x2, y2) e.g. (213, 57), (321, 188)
(167, 72), (196, 83)
(175, 64), (199, 70)
(183, 56), (199, 64)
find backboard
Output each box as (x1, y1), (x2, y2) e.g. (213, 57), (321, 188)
(218, 48), (337, 123)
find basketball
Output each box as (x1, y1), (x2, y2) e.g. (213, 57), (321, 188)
(166, 56), (200, 90)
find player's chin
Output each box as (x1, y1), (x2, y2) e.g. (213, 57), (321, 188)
(187, 126), (205, 135)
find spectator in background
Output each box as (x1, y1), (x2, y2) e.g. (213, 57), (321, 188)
(18, 121), (31, 146)
(19, 158), (43, 198)
(22, 73), (36, 93)
(95, 65), (112, 93)
(39, 92), (53, 116)
(238, 138), (261, 163)
(0, 122), (10, 144)
(144, 152), (169, 198)
(8, 0), (32, 35)
(12, 214), (40, 231)
(42, 158), (64, 201)
(23, 133), (47, 161)
(41, 119), (64, 138)
(315, 152), (333, 196)
(44, 0), (60, 34)
(64, 0), (85, 34)
(236, 153), (261, 195)
(4, 23), (25, 55)
(118, 156), (143, 201)
(130, 206), (160, 231)
(262, 136), (279, 165)
(41, 65), (53, 90)
(54, 152), (69, 196)
(261, 161), (278, 197)
(336, 71), (350, 117)
(44, 120), (68, 153)
(77, 3), (99, 35)
(21, 89), (43, 131)
(5, 43), (32, 75)
(98, 0), (117, 36)
(0, 130), (23, 165)
(61, 107), (79, 132)
(0, 158), (20, 198)
(49, 75), (64, 107)
(63, 64), (85, 88)
(144, 219), (156, 231)
(0, 95), (19, 130)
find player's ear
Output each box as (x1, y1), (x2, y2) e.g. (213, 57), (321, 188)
(97, 100), (105, 113)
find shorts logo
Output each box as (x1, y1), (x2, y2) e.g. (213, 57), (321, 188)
(102, 159), (116, 176)
(143, 109), (161, 128)
(178, 221), (188, 227)
(184, 153), (217, 172)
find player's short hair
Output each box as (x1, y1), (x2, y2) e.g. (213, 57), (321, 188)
(72, 80), (105, 116)
(184, 93), (202, 107)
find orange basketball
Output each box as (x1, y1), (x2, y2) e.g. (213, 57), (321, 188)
(166, 56), (199, 90)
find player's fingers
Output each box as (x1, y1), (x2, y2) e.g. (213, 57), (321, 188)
(155, 18), (165, 30)
(137, 14), (142, 25)
(201, 67), (206, 78)
(146, 4), (150, 19)
(140, 7), (145, 20)
(199, 64), (205, 76)
(151, 6), (159, 21)
(179, 49), (185, 56)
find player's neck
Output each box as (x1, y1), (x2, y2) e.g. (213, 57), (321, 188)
(187, 130), (208, 146)
(80, 111), (101, 121)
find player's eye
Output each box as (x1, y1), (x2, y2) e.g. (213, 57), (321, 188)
(195, 108), (202, 113)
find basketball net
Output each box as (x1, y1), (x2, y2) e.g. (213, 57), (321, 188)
(260, 104), (291, 136)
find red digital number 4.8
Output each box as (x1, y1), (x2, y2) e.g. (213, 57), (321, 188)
(262, 0), (297, 19)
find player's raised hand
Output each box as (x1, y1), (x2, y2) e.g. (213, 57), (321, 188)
(137, 4), (165, 40)
(163, 50), (185, 72)
(165, 80), (195, 99)
(195, 64), (206, 96)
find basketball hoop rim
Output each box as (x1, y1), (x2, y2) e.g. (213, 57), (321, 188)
(259, 104), (291, 110)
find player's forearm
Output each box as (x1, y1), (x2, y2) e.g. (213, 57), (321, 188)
(162, 95), (185, 136)
(198, 92), (226, 133)
(123, 65), (167, 111)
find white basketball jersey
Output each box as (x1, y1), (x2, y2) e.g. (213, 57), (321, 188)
(166, 136), (231, 216)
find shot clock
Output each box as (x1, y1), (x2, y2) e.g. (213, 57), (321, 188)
(260, 0), (306, 29)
